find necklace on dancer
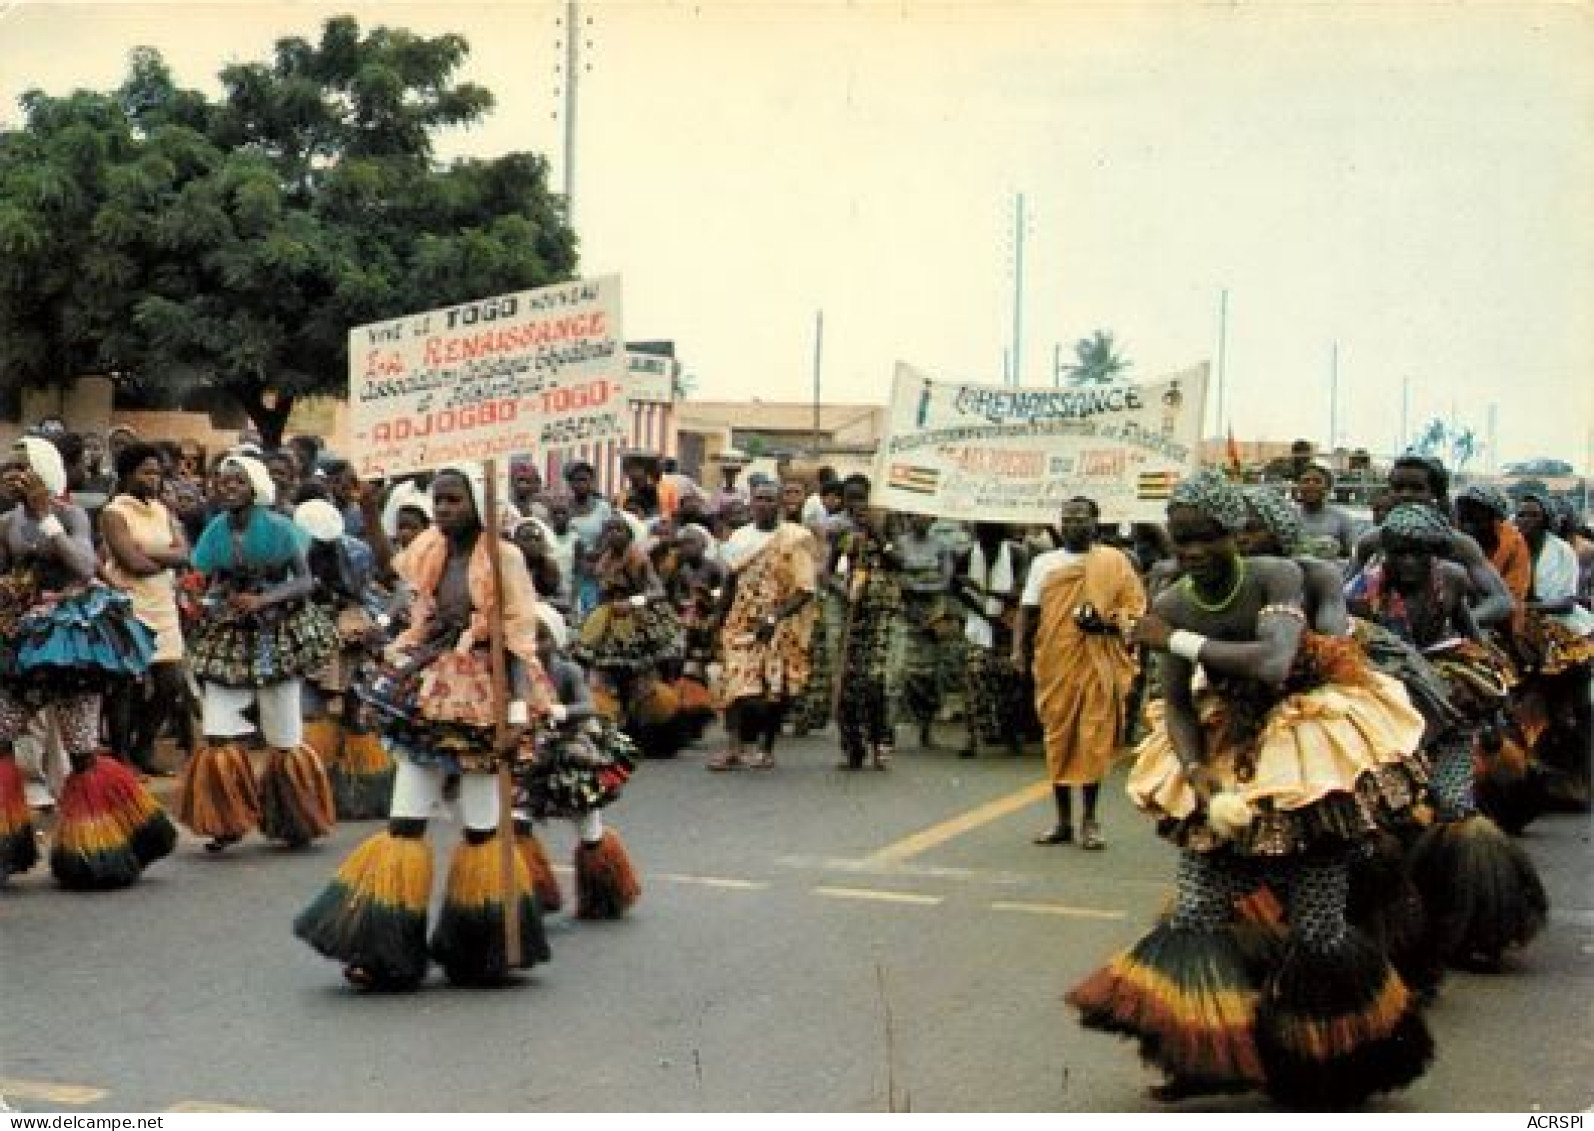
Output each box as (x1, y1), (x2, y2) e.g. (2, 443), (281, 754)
(1183, 557), (1247, 612)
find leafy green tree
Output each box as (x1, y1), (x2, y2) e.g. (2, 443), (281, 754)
(1061, 329), (1130, 387)
(0, 17), (578, 447)
(0, 86), (147, 390)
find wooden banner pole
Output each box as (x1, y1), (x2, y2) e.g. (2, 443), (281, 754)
(481, 458), (521, 966)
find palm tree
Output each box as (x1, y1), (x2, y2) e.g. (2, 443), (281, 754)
(1062, 330), (1130, 386)
(1411, 417), (1448, 458)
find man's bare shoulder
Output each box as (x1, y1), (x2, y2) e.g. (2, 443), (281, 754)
(1249, 554), (1306, 590)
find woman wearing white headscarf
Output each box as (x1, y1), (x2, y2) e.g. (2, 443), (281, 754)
(177, 455), (338, 854)
(0, 438), (175, 890)
(296, 498), (394, 821)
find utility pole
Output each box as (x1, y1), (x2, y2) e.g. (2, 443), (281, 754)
(1399, 376), (1410, 455)
(558, 0), (583, 222)
(1215, 288), (1229, 440)
(1328, 342), (1339, 455)
(1052, 342), (1062, 388)
(811, 310), (823, 455)
(1010, 192), (1025, 387)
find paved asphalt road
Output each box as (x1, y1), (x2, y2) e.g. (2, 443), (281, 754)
(2, 727), (1590, 1113)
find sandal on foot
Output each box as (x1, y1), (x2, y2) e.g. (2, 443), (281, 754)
(1080, 820), (1105, 850)
(1148, 1078), (1214, 1103)
(1033, 824), (1073, 846)
(204, 834), (242, 854)
(870, 747), (893, 770)
(746, 753), (776, 770)
(342, 964), (376, 990)
(706, 752), (746, 771)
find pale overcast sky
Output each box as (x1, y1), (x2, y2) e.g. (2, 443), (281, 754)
(2, 1), (1590, 469)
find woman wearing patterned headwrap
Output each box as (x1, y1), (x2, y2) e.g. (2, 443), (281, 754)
(1242, 483), (1449, 998)
(1349, 456), (1515, 631)
(295, 498), (395, 822)
(1454, 484), (1533, 636)
(1069, 470), (1433, 1108)
(0, 439), (175, 890)
(1452, 483), (1551, 832)
(296, 464), (553, 990)
(1348, 503), (1547, 970)
(178, 456), (339, 854)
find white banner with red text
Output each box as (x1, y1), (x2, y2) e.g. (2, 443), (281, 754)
(871, 360), (1209, 526)
(347, 276), (624, 479)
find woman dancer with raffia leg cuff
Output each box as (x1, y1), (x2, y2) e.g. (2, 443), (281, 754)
(1068, 470), (1433, 1108)
(179, 455), (337, 853)
(1349, 502), (1548, 972)
(0, 438), (174, 890)
(514, 605), (639, 919)
(296, 464), (553, 990)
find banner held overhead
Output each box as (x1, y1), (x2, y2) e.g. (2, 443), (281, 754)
(871, 361), (1209, 525)
(348, 275), (624, 479)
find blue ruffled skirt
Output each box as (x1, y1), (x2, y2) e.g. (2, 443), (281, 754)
(4, 585), (154, 695)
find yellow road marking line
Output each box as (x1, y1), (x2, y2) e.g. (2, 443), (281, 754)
(813, 886), (943, 906)
(0, 1078), (107, 1104)
(658, 873), (769, 890)
(165, 1101), (271, 1113)
(864, 781), (1053, 864)
(992, 900), (1126, 921)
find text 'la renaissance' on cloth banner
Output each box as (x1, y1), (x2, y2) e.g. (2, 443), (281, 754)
(871, 360), (1210, 526)
(347, 275), (624, 479)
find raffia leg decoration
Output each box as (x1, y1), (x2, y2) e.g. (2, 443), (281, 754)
(1473, 724), (1544, 836)
(329, 730), (395, 822)
(258, 745), (337, 847)
(176, 743), (260, 841)
(1409, 813), (1549, 968)
(513, 819), (563, 914)
(1255, 857), (1433, 1108)
(0, 755), (40, 882)
(1067, 923), (1266, 1095)
(1346, 831), (1443, 1003)
(49, 754), (177, 890)
(1255, 932), (1433, 1108)
(574, 829), (641, 920)
(294, 831), (433, 991)
(429, 833), (550, 987)
(303, 716), (344, 767)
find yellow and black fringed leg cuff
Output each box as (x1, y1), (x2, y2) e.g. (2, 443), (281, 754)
(430, 832), (550, 987)
(294, 830), (433, 991)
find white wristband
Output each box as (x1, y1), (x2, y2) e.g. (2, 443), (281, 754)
(1168, 629), (1207, 663)
(37, 515), (65, 539)
(507, 700), (530, 726)
(548, 703), (569, 724)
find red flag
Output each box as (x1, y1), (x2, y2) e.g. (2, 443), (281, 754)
(1225, 428), (1243, 479)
